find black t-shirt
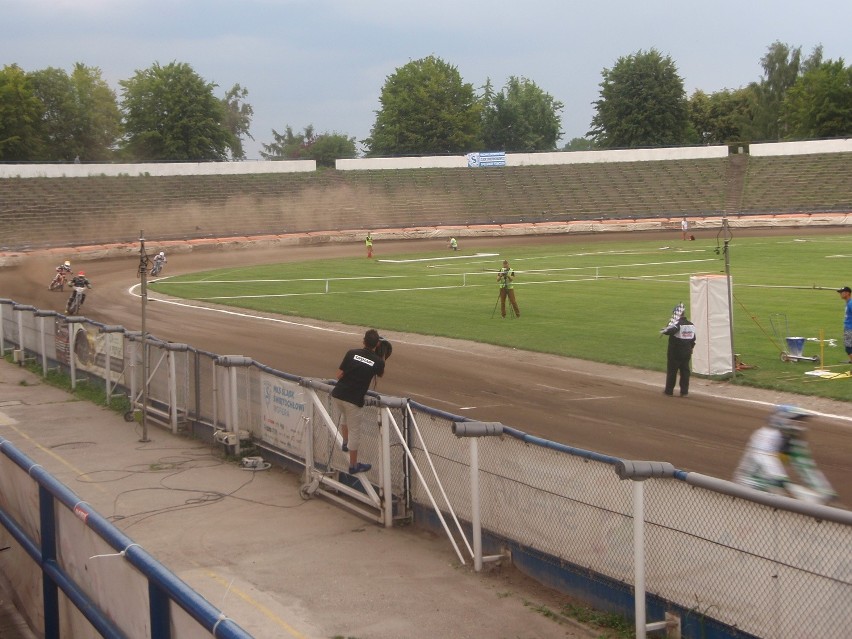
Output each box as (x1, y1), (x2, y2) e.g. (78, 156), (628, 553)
(331, 347), (385, 407)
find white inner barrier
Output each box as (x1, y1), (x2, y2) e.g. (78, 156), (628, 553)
(690, 274), (733, 375)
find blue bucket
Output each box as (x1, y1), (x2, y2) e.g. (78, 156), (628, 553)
(786, 337), (805, 357)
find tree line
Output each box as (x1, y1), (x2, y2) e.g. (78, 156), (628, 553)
(1, 42), (849, 166)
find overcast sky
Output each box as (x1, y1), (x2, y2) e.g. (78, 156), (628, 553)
(4, 0), (850, 159)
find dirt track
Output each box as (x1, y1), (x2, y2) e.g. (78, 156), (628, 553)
(2, 229), (851, 506)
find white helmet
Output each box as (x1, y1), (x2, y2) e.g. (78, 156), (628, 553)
(158, 251), (165, 258)
(768, 405), (811, 434)
(64, 260), (71, 267)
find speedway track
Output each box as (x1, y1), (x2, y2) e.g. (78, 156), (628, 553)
(2, 230), (850, 505)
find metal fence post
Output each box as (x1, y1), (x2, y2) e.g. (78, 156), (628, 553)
(164, 343), (189, 434)
(35, 311), (59, 376)
(13, 304), (36, 364)
(0, 299), (10, 356)
(99, 325), (125, 405)
(453, 421), (505, 572)
(215, 356), (253, 456)
(614, 460), (679, 639)
(632, 479), (648, 638)
(380, 407), (393, 528)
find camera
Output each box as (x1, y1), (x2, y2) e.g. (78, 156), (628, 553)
(376, 337), (393, 360)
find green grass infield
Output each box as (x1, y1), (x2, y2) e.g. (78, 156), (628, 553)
(150, 234), (852, 402)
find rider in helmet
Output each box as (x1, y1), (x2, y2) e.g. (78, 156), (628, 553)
(66, 271), (92, 311)
(152, 250), (167, 275)
(50, 260), (73, 290)
(733, 405), (836, 503)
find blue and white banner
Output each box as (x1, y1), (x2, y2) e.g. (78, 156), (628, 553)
(466, 151), (506, 168)
(260, 373), (307, 455)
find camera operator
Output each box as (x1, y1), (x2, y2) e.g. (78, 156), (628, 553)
(331, 329), (387, 475)
(497, 259), (520, 318)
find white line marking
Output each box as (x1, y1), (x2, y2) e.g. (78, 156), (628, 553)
(127, 284), (355, 335)
(380, 252), (499, 263)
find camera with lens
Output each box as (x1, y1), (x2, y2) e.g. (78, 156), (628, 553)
(376, 336), (393, 360)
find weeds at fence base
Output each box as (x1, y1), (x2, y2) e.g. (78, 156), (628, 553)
(4, 353), (131, 415)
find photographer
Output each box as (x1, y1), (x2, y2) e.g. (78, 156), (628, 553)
(331, 329), (388, 475)
(497, 259), (520, 318)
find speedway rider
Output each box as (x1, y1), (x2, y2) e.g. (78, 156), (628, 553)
(66, 271), (92, 312)
(153, 251), (167, 272)
(733, 405), (836, 504)
(50, 260), (72, 289)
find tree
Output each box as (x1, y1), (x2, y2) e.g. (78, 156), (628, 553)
(29, 63), (121, 161)
(589, 49), (689, 148)
(70, 64), (122, 161)
(119, 61), (235, 161)
(261, 124), (356, 168)
(308, 133), (357, 167)
(0, 64), (44, 160)
(365, 55), (481, 156)
(28, 66), (76, 160)
(261, 125), (315, 160)
(688, 88), (752, 145)
(748, 41), (823, 141)
(562, 137), (596, 152)
(221, 83), (254, 160)
(782, 59), (852, 139)
(481, 76), (563, 152)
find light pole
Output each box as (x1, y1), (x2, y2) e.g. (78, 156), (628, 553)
(138, 231), (150, 442)
(720, 217), (736, 378)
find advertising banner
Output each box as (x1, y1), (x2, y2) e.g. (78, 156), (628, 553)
(56, 321), (124, 375)
(466, 151), (506, 168)
(260, 373), (308, 456)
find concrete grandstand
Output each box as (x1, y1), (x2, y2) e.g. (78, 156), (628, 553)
(1, 140), (850, 254)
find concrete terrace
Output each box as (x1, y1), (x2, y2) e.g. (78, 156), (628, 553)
(1, 150), (851, 252)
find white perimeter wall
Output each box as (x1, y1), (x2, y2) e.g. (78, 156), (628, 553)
(749, 138), (852, 156)
(2, 138), (850, 178)
(0, 159), (316, 179)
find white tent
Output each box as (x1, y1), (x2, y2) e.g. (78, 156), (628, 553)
(690, 274), (733, 375)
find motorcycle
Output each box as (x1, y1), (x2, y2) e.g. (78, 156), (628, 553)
(66, 286), (87, 315)
(49, 271), (68, 292)
(150, 259), (165, 277)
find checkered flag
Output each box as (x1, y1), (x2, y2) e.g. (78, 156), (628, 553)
(661, 302), (684, 333)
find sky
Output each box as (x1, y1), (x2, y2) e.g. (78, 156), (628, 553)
(3, 0), (850, 160)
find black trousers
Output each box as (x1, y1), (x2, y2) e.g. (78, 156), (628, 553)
(665, 352), (691, 395)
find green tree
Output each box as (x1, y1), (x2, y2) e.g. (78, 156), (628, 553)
(782, 59), (852, 139)
(261, 124), (356, 167)
(561, 137), (596, 152)
(221, 83), (254, 160)
(70, 63), (122, 161)
(589, 49), (689, 148)
(0, 64), (44, 160)
(308, 132), (357, 167)
(688, 88), (752, 144)
(261, 124), (315, 160)
(748, 41), (823, 140)
(365, 55), (481, 156)
(29, 63), (121, 161)
(481, 76), (563, 152)
(119, 61), (235, 161)
(28, 66), (75, 160)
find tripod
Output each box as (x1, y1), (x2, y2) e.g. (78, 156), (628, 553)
(491, 287), (518, 318)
